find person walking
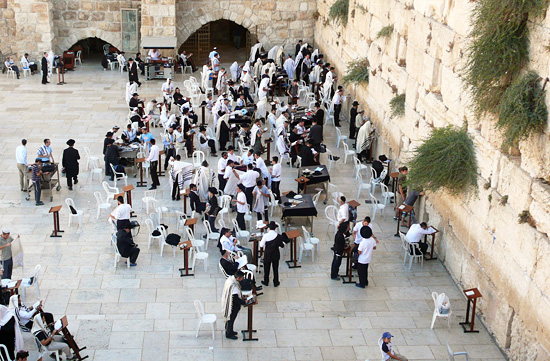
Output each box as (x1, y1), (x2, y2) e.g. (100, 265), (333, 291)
(62, 139), (80, 190)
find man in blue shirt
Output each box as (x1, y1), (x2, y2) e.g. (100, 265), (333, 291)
(31, 158), (44, 206)
(141, 127), (154, 149)
(37, 139), (53, 163)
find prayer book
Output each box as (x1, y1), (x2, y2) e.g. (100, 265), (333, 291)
(465, 290), (475, 297)
(54, 319), (63, 331)
(33, 301), (41, 309)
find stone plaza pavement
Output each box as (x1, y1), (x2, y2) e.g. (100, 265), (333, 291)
(0, 62), (506, 361)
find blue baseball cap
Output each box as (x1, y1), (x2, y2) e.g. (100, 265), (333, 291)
(382, 332), (393, 339)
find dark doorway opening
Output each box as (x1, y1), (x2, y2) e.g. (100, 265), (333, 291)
(69, 37), (114, 62)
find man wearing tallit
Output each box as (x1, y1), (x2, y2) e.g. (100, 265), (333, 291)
(283, 55), (295, 79)
(241, 68), (254, 104)
(230, 61), (240, 82)
(216, 68), (228, 95)
(193, 161), (215, 201)
(250, 118), (264, 154)
(253, 58), (263, 81)
(162, 78), (174, 110)
(215, 114), (231, 151)
(221, 270), (247, 340)
(125, 81), (138, 105)
(276, 120), (290, 160)
(355, 111), (375, 162)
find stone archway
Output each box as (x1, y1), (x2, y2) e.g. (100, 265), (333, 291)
(55, 28), (122, 55)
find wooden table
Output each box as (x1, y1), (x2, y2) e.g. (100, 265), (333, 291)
(394, 204), (413, 237)
(180, 188), (190, 214)
(49, 205), (63, 238)
(341, 246), (354, 284)
(424, 226), (439, 260)
(178, 240), (193, 277)
(136, 157), (147, 187)
(241, 298), (258, 341)
(460, 288), (482, 333)
(184, 218), (197, 233)
(285, 229), (301, 269)
(122, 185), (136, 217)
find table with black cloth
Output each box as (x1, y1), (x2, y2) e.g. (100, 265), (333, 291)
(280, 193), (318, 232)
(298, 165), (330, 200)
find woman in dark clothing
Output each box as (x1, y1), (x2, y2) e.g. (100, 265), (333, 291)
(331, 221), (350, 280)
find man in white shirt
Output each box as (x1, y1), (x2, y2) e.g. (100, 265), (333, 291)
(238, 164), (259, 207)
(217, 152), (228, 191)
(227, 146), (238, 163)
(148, 48), (161, 60)
(269, 156), (281, 201)
(405, 222), (435, 255)
(257, 73), (271, 101)
(37, 139), (53, 163)
(16, 139), (28, 192)
(162, 78), (174, 109)
(110, 196), (133, 230)
(241, 69), (254, 104)
(337, 196), (349, 226)
(356, 226), (376, 288)
(146, 138), (160, 189)
(232, 184), (249, 231)
(242, 149), (254, 166)
(253, 153), (269, 180)
(331, 88), (345, 127)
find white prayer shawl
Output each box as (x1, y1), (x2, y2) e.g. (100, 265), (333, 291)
(242, 61), (251, 73)
(170, 161), (194, 191)
(356, 120), (374, 152)
(249, 43), (263, 63)
(0, 306), (24, 352)
(126, 82), (137, 104)
(194, 165), (214, 201)
(267, 113), (277, 128)
(268, 45), (279, 61)
(355, 113), (365, 129)
(253, 185), (268, 213)
(253, 59), (263, 80)
(47, 51), (54, 74)
(312, 49), (319, 62)
(162, 79), (174, 100)
(255, 98), (269, 121)
(201, 65), (209, 89)
(11, 237), (23, 269)
(283, 58), (295, 79)
(275, 115), (287, 129)
(275, 47), (285, 67)
(276, 134), (289, 157)
(250, 123), (261, 147)
(215, 114), (230, 140)
(268, 63), (276, 81)
(160, 107), (169, 128)
(294, 52), (303, 71)
(326, 70), (334, 83)
(216, 70), (227, 92)
(224, 166), (243, 196)
(258, 77), (270, 101)
(230, 61), (239, 81)
(322, 79), (333, 100)
(221, 276), (242, 320)
(311, 64), (322, 84)
(261, 63), (270, 77)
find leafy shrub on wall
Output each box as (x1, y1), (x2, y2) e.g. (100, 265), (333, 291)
(342, 58), (369, 85)
(407, 126), (478, 196)
(376, 25), (394, 40)
(328, 0), (349, 26)
(390, 93), (405, 118)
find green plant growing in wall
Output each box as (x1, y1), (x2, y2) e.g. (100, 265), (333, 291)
(518, 210), (536, 227)
(376, 25), (394, 40)
(342, 58), (369, 85)
(496, 71), (548, 151)
(390, 93), (406, 118)
(406, 126), (478, 196)
(464, 0), (548, 115)
(328, 0), (349, 26)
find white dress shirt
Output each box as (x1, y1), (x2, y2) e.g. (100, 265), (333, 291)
(16, 145), (27, 166)
(111, 204), (132, 220)
(148, 49), (161, 60)
(271, 163), (281, 181)
(240, 170), (259, 188)
(357, 237), (376, 264)
(227, 152), (238, 163)
(146, 144), (160, 162)
(255, 157), (269, 178)
(353, 222), (372, 244)
(218, 157), (227, 175)
(406, 223), (435, 243)
(258, 77), (271, 100)
(236, 192), (247, 213)
(337, 203), (349, 223)
(221, 235), (238, 252)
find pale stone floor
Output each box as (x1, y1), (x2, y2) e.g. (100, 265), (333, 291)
(0, 62), (506, 361)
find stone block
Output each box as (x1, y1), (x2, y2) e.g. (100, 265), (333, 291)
(96, 2), (108, 12)
(67, 1), (79, 11)
(109, 2), (120, 12)
(80, 1), (94, 11)
(73, 21), (88, 29)
(91, 12), (105, 21)
(3, 7), (13, 19)
(31, 2), (48, 13)
(62, 11), (76, 20)
(162, 17), (175, 27)
(77, 11), (89, 20)
(496, 156), (533, 212)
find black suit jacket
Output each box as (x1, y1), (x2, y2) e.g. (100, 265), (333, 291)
(104, 145), (119, 166)
(128, 62), (138, 81)
(299, 146), (315, 166)
(62, 147), (80, 176)
(41, 57), (48, 72)
(116, 229), (137, 257)
(129, 97), (140, 108)
(308, 124), (323, 145)
(220, 258), (238, 276)
(190, 191), (206, 213)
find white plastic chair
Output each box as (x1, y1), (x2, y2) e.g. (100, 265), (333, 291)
(137, 151), (150, 178)
(381, 183), (395, 205)
(141, 190), (157, 214)
(335, 127), (347, 149)
(218, 195), (232, 224)
(267, 190), (277, 217)
(312, 189), (323, 207)
(186, 227), (205, 251)
(244, 204), (253, 231)
(75, 50), (82, 65)
(6, 67), (15, 78)
(357, 174), (371, 199)
(112, 235), (131, 269)
(102, 181), (120, 203)
(325, 205), (338, 236)
(399, 231), (409, 260)
(342, 142), (355, 164)
(159, 225), (177, 257)
(34, 334), (61, 361)
(65, 198), (83, 231)
(94, 191), (111, 220)
(232, 218), (250, 243)
(295, 156), (302, 168)
(90, 158), (104, 183)
(175, 210), (188, 233)
(110, 163), (128, 187)
(83, 146), (99, 170)
(20, 61), (31, 77)
(370, 167), (386, 194)
(302, 226), (320, 254)
(404, 241), (424, 270)
(107, 59), (118, 71)
(326, 148), (337, 171)
(431, 292), (453, 329)
(369, 192), (387, 220)
(298, 236), (314, 262)
(182, 64), (193, 74)
(194, 300), (216, 339)
(190, 242), (209, 272)
(447, 344), (469, 360)
(145, 218), (163, 249)
(20, 264), (41, 303)
(192, 150), (205, 168)
(354, 157), (369, 179)
(203, 220), (219, 249)
(328, 183), (343, 207)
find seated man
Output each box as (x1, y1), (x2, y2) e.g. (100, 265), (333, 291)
(116, 227), (140, 266)
(405, 222), (435, 255)
(217, 228), (253, 261)
(189, 183), (206, 213)
(110, 196), (133, 230)
(219, 250), (261, 290)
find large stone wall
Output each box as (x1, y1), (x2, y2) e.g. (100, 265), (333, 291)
(314, 0), (550, 360)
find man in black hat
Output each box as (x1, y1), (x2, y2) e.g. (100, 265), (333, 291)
(128, 58), (141, 87)
(350, 100), (359, 140)
(295, 40), (303, 60)
(308, 118), (323, 151)
(62, 139), (80, 190)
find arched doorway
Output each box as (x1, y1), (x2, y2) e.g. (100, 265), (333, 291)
(68, 37), (117, 62)
(179, 20), (256, 65)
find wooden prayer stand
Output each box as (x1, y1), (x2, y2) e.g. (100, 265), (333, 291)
(348, 200), (360, 211)
(295, 176), (309, 194)
(158, 150), (165, 176)
(394, 204), (413, 237)
(136, 158), (147, 187)
(122, 185), (136, 217)
(341, 246), (354, 284)
(49, 205), (64, 238)
(201, 105), (206, 126)
(265, 139), (273, 164)
(58, 316), (88, 360)
(460, 288), (482, 333)
(285, 229), (301, 269)
(178, 240), (193, 277)
(424, 226), (439, 260)
(180, 188), (190, 214)
(241, 298), (258, 341)
(184, 218), (197, 233)
(56, 67), (65, 85)
(249, 235), (262, 268)
(390, 172), (399, 194)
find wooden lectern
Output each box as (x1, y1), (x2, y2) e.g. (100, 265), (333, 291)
(460, 288), (482, 333)
(424, 226), (439, 260)
(136, 157), (147, 187)
(49, 205), (63, 237)
(394, 204), (413, 237)
(122, 185), (136, 217)
(180, 189), (190, 214)
(390, 172), (399, 194)
(158, 150), (165, 176)
(241, 298), (258, 341)
(341, 246), (355, 284)
(178, 240), (193, 277)
(57, 316), (88, 360)
(265, 138), (273, 164)
(295, 176), (309, 194)
(184, 218), (197, 233)
(285, 229), (301, 269)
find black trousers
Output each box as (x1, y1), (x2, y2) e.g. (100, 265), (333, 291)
(236, 212), (246, 231)
(256, 208), (269, 222)
(66, 172), (78, 188)
(218, 174), (227, 192)
(334, 104), (342, 126)
(357, 263), (369, 287)
(208, 215), (218, 232)
(42, 68), (48, 84)
(410, 242), (428, 255)
(244, 187), (254, 207)
(271, 180), (281, 201)
(225, 295), (242, 336)
(122, 247), (140, 264)
(263, 252), (280, 285)
(207, 139), (217, 154)
(164, 148), (176, 169)
(116, 219), (131, 230)
(244, 87), (254, 104)
(150, 161), (160, 187)
(172, 174), (180, 200)
(330, 253), (342, 279)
